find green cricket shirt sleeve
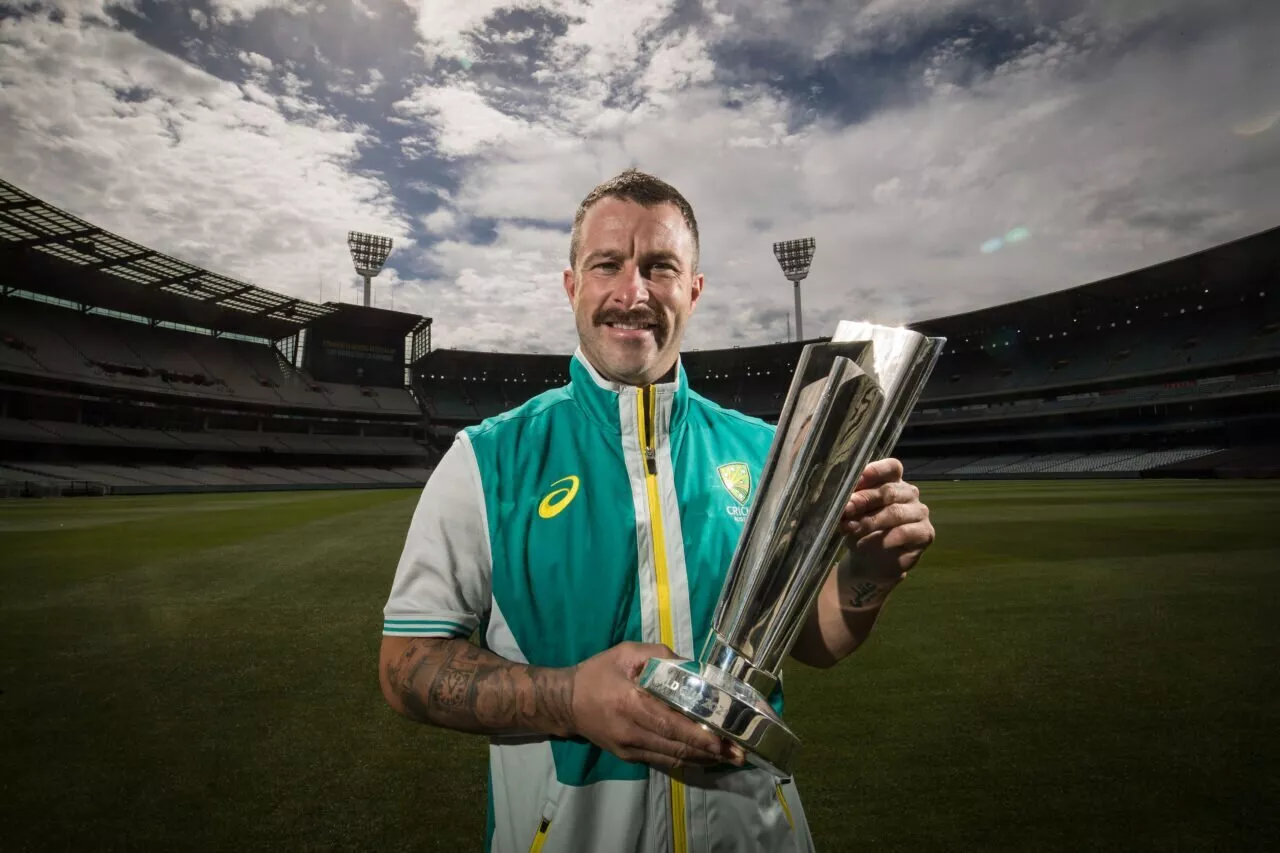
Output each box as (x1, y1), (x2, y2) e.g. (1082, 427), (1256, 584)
(382, 432), (491, 639)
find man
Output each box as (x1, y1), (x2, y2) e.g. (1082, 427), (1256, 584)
(379, 169), (934, 852)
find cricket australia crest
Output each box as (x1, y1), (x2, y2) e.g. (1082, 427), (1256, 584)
(718, 462), (751, 505)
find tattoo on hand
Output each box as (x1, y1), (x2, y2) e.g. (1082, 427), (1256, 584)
(848, 580), (884, 609)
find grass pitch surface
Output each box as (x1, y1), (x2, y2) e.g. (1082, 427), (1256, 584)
(2, 481), (1278, 852)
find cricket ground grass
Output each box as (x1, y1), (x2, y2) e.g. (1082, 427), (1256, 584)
(2, 480), (1278, 852)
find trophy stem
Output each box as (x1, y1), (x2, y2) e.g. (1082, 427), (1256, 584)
(700, 632), (778, 697)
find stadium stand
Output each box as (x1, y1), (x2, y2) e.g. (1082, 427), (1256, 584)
(4, 174), (1277, 491)
(1, 178), (434, 496)
(413, 226), (1279, 481)
(0, 298), (419, 414)
(883, 227), (1279, 478)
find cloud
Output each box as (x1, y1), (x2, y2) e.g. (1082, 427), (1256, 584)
(639, 29), (716, 105)
(238, 50), (274, 72)
(0, 0), (129, 23)
(4, 0), (1278, 358)
(421, 207), (458, 235)
(357, 68), (385, 97)
(393, 83), (560, 158)
(0, 6), (412, 319)
(387, 0), (1280, 352)
(327, 67), (386, 101)
(405, 0), (539, 62)
(208, 0), (306, 24)
(403, 223), (575, 352)
(403, 0), (682, 82)
(551, 0), (678, 83)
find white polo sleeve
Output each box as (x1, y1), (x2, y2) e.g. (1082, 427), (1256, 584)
(382, 431), (491, 639)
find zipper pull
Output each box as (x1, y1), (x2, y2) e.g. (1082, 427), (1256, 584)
(638, 386), (658, 475)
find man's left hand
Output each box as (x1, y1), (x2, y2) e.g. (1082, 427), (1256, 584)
(838, 458), (934, 582)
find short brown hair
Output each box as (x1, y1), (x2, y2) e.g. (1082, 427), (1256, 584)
(569, 168), (700, 273)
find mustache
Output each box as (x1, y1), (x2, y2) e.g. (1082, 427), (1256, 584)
(593, 308), (667, 331)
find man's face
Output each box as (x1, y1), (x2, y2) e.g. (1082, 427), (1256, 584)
(563, 197), (704, 386)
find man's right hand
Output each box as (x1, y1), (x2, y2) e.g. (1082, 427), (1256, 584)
(569, 642), (744, 772)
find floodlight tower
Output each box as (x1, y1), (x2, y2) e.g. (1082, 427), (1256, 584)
(347, 231), (394, 307)
(772, 237), (816, 342)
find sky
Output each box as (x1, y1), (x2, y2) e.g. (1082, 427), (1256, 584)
(1, 0), (1278, 353)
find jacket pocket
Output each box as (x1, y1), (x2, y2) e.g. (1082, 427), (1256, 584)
(527, 779), (564, 853)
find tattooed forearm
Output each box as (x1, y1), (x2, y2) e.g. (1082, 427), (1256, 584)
(429, 645), (473, 710)
(382, 637), (577, 738)
(791, 555), (899, 668)
(842, 577), (894, 611)
(835, 551), (903, 614)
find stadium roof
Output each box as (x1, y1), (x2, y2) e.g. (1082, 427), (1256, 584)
(418, 347), (567, 377)
(310, 303), (428, 338)
(0, 178), (425, 340)
(911, 225), (1280, 341)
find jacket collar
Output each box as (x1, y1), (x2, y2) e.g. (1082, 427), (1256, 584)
(569, 347), (690, 434)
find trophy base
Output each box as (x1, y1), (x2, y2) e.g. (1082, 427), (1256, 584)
(637, 657), (799, 778)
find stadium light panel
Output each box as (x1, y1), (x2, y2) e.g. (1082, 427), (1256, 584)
(347, 231), (393, 276)
(347, 230), (394, 307)
(772, 237), (816, 281)
(772, 236), (816, 342)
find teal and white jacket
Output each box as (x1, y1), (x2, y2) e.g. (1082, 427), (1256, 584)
(383, 349), (816, 853)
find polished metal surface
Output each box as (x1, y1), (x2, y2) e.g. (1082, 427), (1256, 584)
(638, 657), (797, 778)
(699, 633), (777, 697)
(638, 322), (946, 777)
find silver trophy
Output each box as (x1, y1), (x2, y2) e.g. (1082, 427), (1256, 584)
(637, 321), (945, 777)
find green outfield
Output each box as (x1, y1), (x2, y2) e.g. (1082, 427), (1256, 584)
(2, 480), (1278, 852)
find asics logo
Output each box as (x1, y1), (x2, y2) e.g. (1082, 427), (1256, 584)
(538, 475), (580, 519)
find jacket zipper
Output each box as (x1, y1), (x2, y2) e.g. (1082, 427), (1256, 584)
(528, 817), (551, 853)
(776, 781), (794, 831)
(637, 385), (687, 853)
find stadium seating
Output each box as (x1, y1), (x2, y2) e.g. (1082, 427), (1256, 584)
(5, 213), (1277, 490)
(0, 298), (418, 414)
(0, 459), (430, 492)
(921, 305), (1278, 404)
(0, 458), (433, 497)
(1093, 447), (1219, 471)
(901, 456), (983, 477)
(946, 454), (1032, 475)
(895, 448), (1224, 478)
(908, 366), (1280, 427)
(990, 453), (1085, 474)
(0, 417), (423, 457)
(414, 306), (1276, 438)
